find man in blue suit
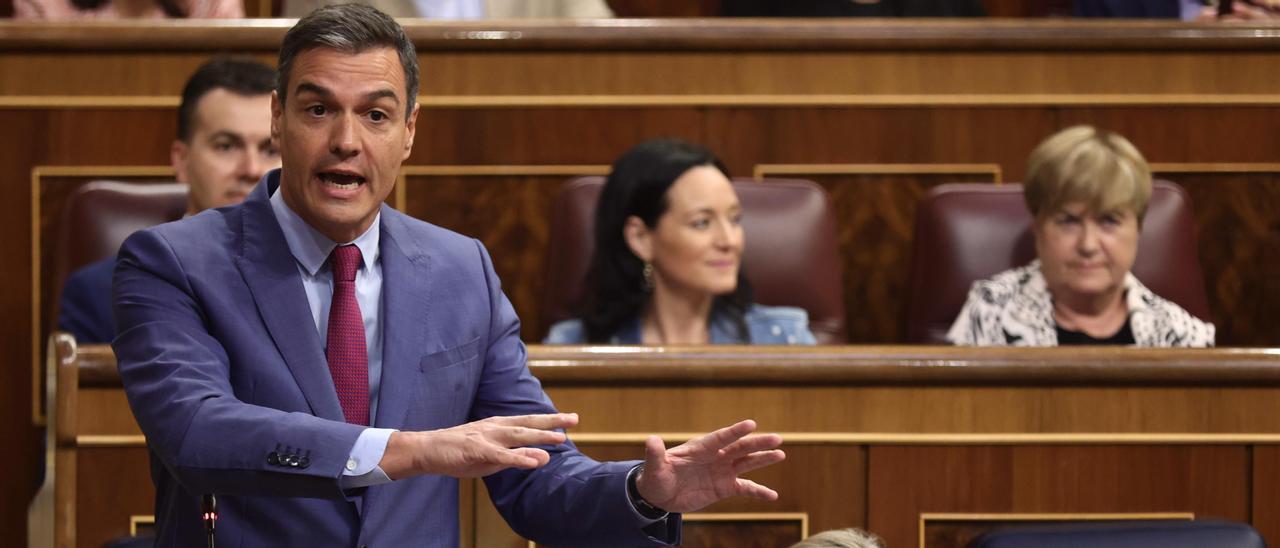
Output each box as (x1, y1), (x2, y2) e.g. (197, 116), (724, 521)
(113, 5), (785, 546)
(59, 56), (279, 343)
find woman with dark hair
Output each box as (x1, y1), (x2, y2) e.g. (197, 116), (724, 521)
(545, 138), (817, 345)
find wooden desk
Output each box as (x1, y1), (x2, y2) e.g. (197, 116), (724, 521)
(45, 337), (1280, 547)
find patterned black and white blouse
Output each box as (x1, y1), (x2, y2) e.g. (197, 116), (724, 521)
(946, 261), (1215, 347)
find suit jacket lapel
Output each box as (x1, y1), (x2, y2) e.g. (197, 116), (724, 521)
(235, 177), (346, 422)
(373, 207), (433, 431)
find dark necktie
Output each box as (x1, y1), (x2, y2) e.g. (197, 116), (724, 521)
(326, 244), (369, 426)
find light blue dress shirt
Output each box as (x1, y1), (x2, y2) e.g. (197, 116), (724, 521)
(269, 188), (394, 489)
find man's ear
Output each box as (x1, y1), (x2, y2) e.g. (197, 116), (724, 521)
(270, 90), (282, 141)
(623, 216), (653, 262)
(170, 139), (189, 184)
(402, 103), (420, 160)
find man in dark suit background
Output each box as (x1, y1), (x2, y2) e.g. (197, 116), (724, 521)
(113, 5), (785, 546)
(57, 56), (278, 343)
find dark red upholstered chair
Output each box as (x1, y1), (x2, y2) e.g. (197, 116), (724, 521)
(542, 176), (847, 344)
(50, 181), (187, 331)
(903, 180), (1211, 344)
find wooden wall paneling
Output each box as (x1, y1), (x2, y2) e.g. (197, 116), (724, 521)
(75, 389), (141, 438)
(411, 107), (705, 166)
(74, 447), (153, 548)
(1149, 165), (1280, 347)
(4, 23), (1280, 100)
(704, 107), (1052, 186)
(470, 443), (862, 547)
(1055, 107), (1280, 168)
(1252, 445), (1280, 547)
(752, 165), (1001, 343)
(459, 475), (475, 548)
(419, 52), (1280, 97)
(42, 110), (176, 165)
(50, 343), (1280, 546)
(707, 105), (1280, 190)
(242, 0), (274, 17)
(867, 445), (1250, 548)
(2, 108), (43, 547)
(654, 514), (806, 548)
(544, 385), (1280, 436)
(0, 53), (277, 97)
(400, 166), (610, 341)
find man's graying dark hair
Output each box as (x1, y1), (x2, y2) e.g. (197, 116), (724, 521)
(277, 4), (419, 120)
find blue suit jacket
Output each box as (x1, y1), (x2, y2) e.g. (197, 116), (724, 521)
(59, 257), (117, 344)
(113, 173), (678, 547)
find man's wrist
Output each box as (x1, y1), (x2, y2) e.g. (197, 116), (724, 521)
(379, 431), (418, 480)
(626, 464), (668, 520)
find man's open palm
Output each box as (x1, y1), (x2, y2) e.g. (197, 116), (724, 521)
(635, 419), (785, 513)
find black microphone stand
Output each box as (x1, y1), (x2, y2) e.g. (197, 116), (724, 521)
(201, 494), (218, 548)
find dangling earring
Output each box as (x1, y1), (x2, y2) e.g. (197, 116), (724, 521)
(642, 261), (654, 292)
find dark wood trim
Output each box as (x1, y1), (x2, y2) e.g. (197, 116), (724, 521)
(2, 19), (1280, 52)
(526, 346), (1280, 386)
(73, 343), (1280, 388)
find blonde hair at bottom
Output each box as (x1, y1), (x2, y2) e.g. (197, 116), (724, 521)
(790, 527), (885, 548)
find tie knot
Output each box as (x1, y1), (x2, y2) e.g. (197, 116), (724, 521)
(329, 245), (362, 282)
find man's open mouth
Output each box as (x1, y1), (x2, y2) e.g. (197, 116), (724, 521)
(318, 171), (366, 190)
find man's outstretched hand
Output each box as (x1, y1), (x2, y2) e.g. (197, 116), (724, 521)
(634, 419), (785, 514)
(379, 413), (579, 480)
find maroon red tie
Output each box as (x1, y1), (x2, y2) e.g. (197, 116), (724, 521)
(326, 244), (369, 426)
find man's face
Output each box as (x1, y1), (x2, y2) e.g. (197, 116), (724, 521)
(171, 89), (279, 215)
(272, 46), (418, 243)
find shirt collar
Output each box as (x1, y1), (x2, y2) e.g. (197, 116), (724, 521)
(268, 179), (381, 276)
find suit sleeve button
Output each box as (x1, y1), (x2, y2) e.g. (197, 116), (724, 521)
(298, 456), (311, 469)
(267, 452), (279, 465)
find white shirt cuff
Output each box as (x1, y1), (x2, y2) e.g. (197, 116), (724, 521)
(339, 427), (396, 489)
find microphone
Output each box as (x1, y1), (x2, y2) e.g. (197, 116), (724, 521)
(201, 494), (218, 548)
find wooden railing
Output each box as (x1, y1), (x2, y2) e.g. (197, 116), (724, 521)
(40, 335), (1280, 547)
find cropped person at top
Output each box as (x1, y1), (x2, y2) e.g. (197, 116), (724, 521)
(545, 139), (817, 345)
(947, 125), (1214, 347)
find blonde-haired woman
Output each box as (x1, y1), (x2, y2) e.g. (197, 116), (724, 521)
(947, 125), (1214, 347)
(791, 528), (884, 548)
